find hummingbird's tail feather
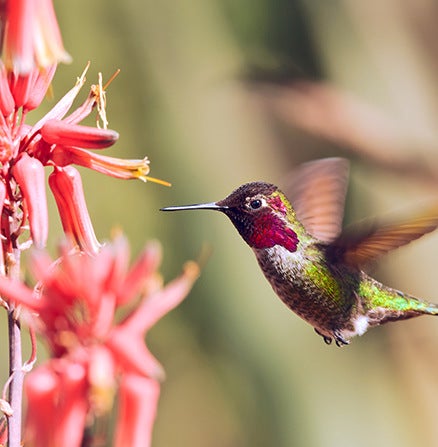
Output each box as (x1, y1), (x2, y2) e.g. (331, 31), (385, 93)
(364, 298), (438, 328)
(420, 301), (438, 316)
(393, 289), (438, 316)
(359, 275), (438, 327)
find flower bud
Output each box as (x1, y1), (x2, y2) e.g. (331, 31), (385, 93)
(11, 153), (48, 248)
(41, 119), (119, 149)
(49, 166), (100, 254)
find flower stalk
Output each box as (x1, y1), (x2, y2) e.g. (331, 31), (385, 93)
(6, 247), (23, 447)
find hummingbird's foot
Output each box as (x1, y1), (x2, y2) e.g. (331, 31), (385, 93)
(333, 331), (350, 347)
(314, 328), (350, 347)
(314, 328), (333, 345)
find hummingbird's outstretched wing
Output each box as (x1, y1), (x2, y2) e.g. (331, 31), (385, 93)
(330, 205), (438, 267)
(283, 157), (350, 243)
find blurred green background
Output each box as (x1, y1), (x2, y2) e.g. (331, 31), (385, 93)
(24, 0), (438, 446)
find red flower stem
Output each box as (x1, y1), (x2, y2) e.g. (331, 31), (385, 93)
(7, 247), (23, 447)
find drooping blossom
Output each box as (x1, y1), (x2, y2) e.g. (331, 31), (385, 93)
(0, 0), (168, 260)
(0, 235), (200, 447)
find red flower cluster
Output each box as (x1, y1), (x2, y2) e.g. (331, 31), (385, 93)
(0, 1), (192, 447)
(0, 235), (199, 446)
(0, 0), (168, 257)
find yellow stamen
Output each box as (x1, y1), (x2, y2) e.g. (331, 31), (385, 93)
(143, 176), (172, 187)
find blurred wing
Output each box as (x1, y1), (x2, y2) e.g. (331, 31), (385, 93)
(332, 205), (438, 267)
(283, 157), (350, 243)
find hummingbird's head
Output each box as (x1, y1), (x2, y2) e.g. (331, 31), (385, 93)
(161, 182), (300, 252)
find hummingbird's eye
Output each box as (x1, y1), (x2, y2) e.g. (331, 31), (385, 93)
(249, 198), (263, 210)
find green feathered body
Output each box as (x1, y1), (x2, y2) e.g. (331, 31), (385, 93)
(254, 240), (438, 345)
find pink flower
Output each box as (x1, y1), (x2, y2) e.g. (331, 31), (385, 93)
(0, 235), (199, 447)
(0, 0), (168, 255)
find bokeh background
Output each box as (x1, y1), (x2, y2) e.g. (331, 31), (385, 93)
(22, 1), (438, 446)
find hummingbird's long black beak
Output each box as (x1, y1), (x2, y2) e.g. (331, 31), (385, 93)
(160, 202), (228, 212)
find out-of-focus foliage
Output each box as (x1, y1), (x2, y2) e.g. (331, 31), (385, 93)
(18, 0), (438, 446)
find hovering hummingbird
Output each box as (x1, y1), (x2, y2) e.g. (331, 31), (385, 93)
(161, 158), (438, 346)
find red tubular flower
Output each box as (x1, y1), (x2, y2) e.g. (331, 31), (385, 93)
(3, 0), (35, 74)
(0, 63), (15, 116)
(49, 166), (101, 254)
(114, 374), (160, 447)
(51, 145), (158, 183)
(24, 361), (88, 447)
(12, 153), (48, 248)
(23, 365), (59, 447)
(55, 362), (89, 447)
(41, 119), (119, 149)
(2, 0), (71, 74)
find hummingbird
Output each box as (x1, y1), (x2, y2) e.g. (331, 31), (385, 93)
(161, 158), (438, 346)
